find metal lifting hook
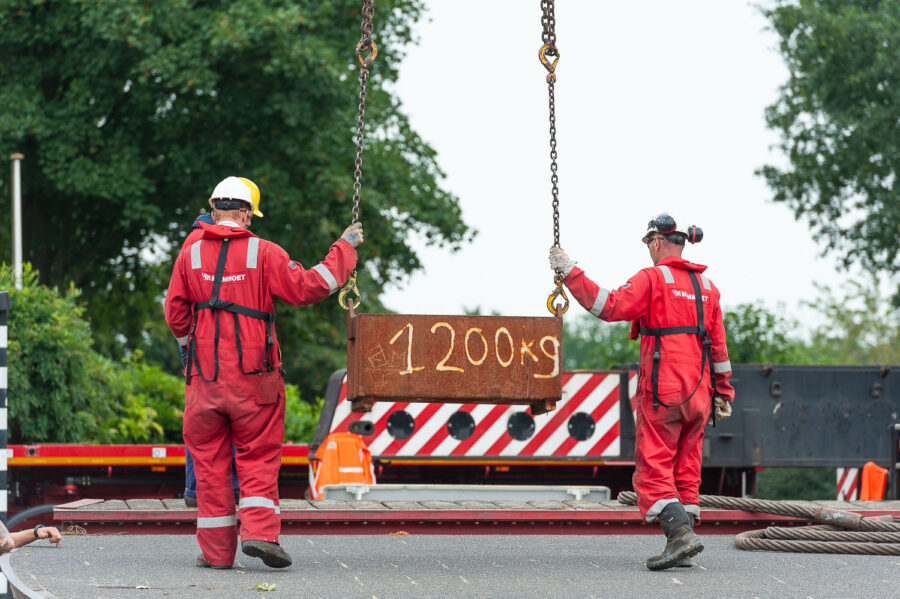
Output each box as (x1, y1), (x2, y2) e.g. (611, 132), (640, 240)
(339, 272), (361, 311)
(546, 274), (569, 316)
(538, 44), (559, 82)
(356, 39), (378, 68)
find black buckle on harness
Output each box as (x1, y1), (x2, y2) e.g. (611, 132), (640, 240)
(208, 298), (229, 311)
(653, 351), (660, 362)
(702, 339), (712, 349)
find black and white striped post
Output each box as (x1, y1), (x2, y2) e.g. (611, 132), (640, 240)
(0, 290), (8, 598)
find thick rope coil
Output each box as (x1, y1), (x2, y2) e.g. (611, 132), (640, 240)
(616, 491), (900, 555)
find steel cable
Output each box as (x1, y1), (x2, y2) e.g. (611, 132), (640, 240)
(617, 491), (900, 555)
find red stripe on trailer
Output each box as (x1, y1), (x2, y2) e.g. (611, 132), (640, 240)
(561, 372), (574, 386)
(551, 384), (619, 456)
(372, 402), (411, 436)
(587, 421), (620, 456)
(450, 404), (509, 456)
(520, 374), (605, 455)
(381, 402), (445, 455)
(417, 403), (476, 455)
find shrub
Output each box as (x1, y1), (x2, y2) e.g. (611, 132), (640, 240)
(284, 384), (321, 444)
(1, 264), (118, 442)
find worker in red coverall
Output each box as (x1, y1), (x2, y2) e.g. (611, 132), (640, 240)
(549, 213), (734, 571)
(165, 176), (363, 570)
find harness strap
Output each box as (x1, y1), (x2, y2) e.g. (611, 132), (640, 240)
(185, 238), (276, 384)
(641, 271), (715, 413)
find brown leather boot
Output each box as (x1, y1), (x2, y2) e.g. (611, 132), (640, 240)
(645, 503), (704, 571)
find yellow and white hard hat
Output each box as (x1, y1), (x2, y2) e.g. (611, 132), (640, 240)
(209, 176), (263, 217)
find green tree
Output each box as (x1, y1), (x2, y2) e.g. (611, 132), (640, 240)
(803, 276), (900, 364)
(721, 303), (805, 364)
(759, 0), (900, 301)
(0, 1), (472, 398)
(562, 316), (638, 370)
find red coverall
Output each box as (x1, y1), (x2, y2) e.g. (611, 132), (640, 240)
(165, 221), (357, 566)
(564, 256), (734, 522)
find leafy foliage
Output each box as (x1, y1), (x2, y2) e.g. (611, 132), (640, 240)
(759, 0), (900, 301)
(2, 264), (116, 442)
(753, 467), (835, 500)
(284, 386), (322, 444)
(1, 263), (186, 443)
(562, 317), (638, 370)
(721, 303), (805, 364)
(802, 277), (900, 364)
(0, 1), (472, 399)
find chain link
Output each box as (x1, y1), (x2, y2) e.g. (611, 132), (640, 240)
(540, 0), (560, 249)
(341, 0), (376, 310)
(351, 0), (376, 226)
(540, 0), (565, 315)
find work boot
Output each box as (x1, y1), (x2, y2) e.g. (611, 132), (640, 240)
(196, 554), (232, 569)
(674, 515), (698, 567)
(242, 539), (292, 569)
(645, 502), (704, 571)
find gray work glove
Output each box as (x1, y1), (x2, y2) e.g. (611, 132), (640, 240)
(707, 396), (732, 425)
(341, 222), (364, 248)
(548, 246), (576, 278)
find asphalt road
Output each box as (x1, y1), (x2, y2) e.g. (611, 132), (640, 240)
(9, 534), (900, 598)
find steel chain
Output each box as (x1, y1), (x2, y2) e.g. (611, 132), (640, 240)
(540, 0), (566, 315)
(340, 0), (376, 310)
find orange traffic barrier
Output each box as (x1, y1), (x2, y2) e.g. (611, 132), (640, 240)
(308, 432), (375, 500)
(860, 461), (888, 501)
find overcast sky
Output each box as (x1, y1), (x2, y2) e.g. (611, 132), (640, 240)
(379, 1), (848, 321)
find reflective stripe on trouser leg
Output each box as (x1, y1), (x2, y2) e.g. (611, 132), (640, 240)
(239, 496), (281, 514)
(232, 384), (286, 543)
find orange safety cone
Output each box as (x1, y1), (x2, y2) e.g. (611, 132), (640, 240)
(308, 432), (376, 500)
(860, 461), (888, 501)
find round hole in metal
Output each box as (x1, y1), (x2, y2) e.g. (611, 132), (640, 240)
(386, 410), (415, 440)
(568, 412), (595, 441)
(507, 411), (535, 441)
(447, 410), (476, 441)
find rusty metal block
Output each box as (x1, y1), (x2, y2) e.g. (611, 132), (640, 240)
(347, 312), (561, 413)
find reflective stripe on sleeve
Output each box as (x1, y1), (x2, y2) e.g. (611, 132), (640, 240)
(246, 237), (260, 269)
(196, 515), (237, 528)
(700, 274), (711, 290)
(175, 335), (189, 347)
(239, 496), (281, 514)
(190, 240), (203, 269)
(312, 264), (339, 294)
(656, 265), (674, 284)
(590, 288), (609, 317)
(714, 360), (732, 373)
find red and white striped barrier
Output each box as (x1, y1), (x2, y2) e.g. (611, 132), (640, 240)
(837, 467), (860, 501)
(329, 371), (636, 458)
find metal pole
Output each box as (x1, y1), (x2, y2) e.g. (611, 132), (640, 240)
(892, 422), (899, 500)
(0, 291), (9, 599)
(9, 154), (23, 291)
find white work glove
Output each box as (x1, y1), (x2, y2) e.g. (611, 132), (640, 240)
(341, 222), (364, 248)
(707, 396), (732, 425)
(548, 246), (576, 278)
